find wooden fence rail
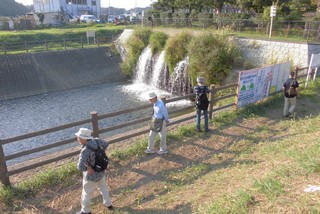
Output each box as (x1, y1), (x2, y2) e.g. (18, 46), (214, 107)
(0, 84), (237, 186)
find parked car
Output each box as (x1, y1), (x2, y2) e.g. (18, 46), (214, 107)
(107, 15), (115, 23)
(80, 15), (100, 23)
(69, 15), (79, 23)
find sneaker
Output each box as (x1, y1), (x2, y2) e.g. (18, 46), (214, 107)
(205, 129), (210, 132)
(197, 128), (202, 132)
(157, 150), (168, 155)
(144, 149), (155, 154)
(76, 212), (92, 214)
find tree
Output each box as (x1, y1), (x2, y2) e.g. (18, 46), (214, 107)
(152, 0), (177, 13)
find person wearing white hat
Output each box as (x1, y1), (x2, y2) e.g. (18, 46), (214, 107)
(194, 77), (211, 132)
(75, 128), (113, 214)
(145, 92), (170, 155)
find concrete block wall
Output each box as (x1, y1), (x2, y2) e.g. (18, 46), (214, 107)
(235, 38), (320, 68)
(0, 47), (125, 100)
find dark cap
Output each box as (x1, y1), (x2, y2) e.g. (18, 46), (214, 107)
(290, 72), (295, 77)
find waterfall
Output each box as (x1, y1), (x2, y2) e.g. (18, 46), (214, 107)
(170, 57), (191, 95)
(120, 42), (192, 106)
(134, 46), (152, 84)
(151, 50), (165, 88)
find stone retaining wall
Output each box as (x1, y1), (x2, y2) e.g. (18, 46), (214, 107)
(0, 47), (125, 100)
(235, 38), (320, 68)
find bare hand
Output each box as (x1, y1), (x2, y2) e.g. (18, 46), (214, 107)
(85, 163), (95, 174)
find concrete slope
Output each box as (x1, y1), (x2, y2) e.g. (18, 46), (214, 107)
(0, 47), (125, 100)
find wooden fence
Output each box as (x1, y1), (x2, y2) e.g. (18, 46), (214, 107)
(0, 83), (238, 186)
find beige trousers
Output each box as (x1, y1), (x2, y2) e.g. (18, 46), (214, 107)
(283, 96), (297, 116)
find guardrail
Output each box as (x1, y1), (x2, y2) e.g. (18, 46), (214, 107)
(0, 83), (238, 186)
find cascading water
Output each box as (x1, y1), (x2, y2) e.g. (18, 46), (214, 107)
(150, 50), (165, 88)
(117, 31), (192, 106)
(134, 46), (152, 84)
(169, 57), (192, 95)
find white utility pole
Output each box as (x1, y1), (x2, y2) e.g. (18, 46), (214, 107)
(269, 5), (277, 38)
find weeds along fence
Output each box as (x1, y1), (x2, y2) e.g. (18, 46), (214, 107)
(0, 83), (238, 186)
(143, 18), (320, 42)
(0, 35), (114, 54)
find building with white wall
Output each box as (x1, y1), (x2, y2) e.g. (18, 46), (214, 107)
(33, 0), (101, 18)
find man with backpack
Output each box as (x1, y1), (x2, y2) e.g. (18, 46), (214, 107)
(75, 128), (113, 214)
(283, 72), (300, 117)
(194, 77), (211, 132)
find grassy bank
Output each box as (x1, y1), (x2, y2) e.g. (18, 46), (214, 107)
(1, 79), (319, 213)
(0, 24), (126, 42)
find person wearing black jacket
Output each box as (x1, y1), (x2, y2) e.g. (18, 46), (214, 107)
(282, 72), (300, 117)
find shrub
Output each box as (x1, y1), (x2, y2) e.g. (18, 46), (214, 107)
(164, 31), (193, 74)
(188, 33), (239, 86)
(149, 31), (168, 54)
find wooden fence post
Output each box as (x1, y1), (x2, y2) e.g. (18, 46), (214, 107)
(25, 40), (28, 53)
(160, 95), (166, 105)
(0, 143), (10, 186)
(208, 84), (216, 120)
(91, 111), (99, 138)
(3, 42), (7, 54)
(294, 66), (298, 79)
(45, 40), (48, 51)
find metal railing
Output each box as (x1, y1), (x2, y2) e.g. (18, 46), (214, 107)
(0, 83), (238, 186)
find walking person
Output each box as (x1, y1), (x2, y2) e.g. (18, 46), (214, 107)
(145, 92), (170, 155)
(283, 72), (300, 117)
(194, 77), (211, 132)
(75, 128), (113, 214)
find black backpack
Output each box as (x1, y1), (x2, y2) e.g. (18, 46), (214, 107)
(196, 89), (209, 110)
(86, 140), (109, 172)
(287, 80), (297, 96)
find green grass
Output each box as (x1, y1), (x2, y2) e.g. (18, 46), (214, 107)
(0, 162), (79, 206)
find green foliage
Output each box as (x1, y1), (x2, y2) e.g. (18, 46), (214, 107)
(120, 28), (152, 77)
(164, 31), (193, 74)
(149, 31), (168, 54)
(188, 33), (239, 86)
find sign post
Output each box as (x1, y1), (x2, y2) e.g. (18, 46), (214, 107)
(269, 6), (276, 38)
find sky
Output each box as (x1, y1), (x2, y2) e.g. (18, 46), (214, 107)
(15, 0), (154, 10)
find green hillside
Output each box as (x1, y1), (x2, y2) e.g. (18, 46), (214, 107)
(0, 0), (30, 17)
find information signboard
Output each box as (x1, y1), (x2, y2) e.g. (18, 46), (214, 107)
(236, 62), (290, 108)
